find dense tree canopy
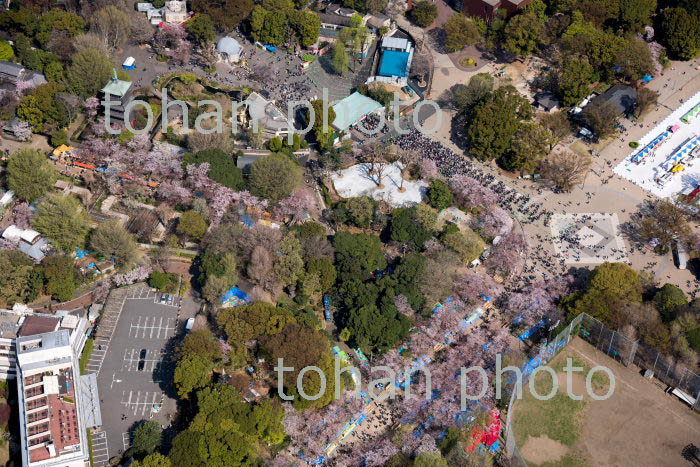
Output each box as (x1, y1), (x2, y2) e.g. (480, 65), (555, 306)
(7, 149), (58, 202)
(67, 48), (113, 97)
(33, 194), (91, 251)
(249, 154), (303, 204)
(465, 85), (533, 162)
(89, 221), (139, 264)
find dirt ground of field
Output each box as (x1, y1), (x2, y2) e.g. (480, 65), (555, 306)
(517, 337), (700, 466)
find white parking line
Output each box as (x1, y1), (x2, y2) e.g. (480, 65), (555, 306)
(129, 316), (175, 340)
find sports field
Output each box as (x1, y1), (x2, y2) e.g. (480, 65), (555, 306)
(512, 337), (700, 466)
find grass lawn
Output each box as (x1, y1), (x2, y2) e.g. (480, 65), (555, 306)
(512, 350), (610, 466)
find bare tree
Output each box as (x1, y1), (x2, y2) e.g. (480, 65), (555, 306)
(359, 141), (389, 187)
(539, 110), (572, 148)
(540, 150), (592, 192)
(635, 87), (659, 118)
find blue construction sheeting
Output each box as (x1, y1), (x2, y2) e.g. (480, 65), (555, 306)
(519, 319), (547, 341)
(379, 50), (410, 77)
(221, 286), (250, 307)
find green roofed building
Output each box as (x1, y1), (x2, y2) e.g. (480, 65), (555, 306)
(331, 92), (384, 132)
(101, 69), (133, 122)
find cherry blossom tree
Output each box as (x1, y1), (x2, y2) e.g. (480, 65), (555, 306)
(84, 97), (100, 118)
(394, 294), (416, 319)
(486, 230), (528, 280)
(418, 157), (442, 181)
(13, 203), (33, 229)
(12, 121), (32, 142)
(478, 205), (513, 237)
(506, 276), (573, 326)
(0, 237), (20, 251)
(14, 79), (36, 97)
(112, 264), (153, 286)
(157, 181), (191, 204)
(453, 270), (504, 304)
(273, 187), (315, 222)
(450, 175), (498, 209)
(92, 280), (112, 303)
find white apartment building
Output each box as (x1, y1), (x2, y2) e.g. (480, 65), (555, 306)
(0, 309), (89, 380)
(17, 331), (93, 467)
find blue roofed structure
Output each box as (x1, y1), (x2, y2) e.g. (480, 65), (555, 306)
(379, 50), (410, 78)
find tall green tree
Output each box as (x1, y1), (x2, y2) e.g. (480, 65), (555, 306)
(501, 122), (554, 172)
(177, 211), (209, 241)
(654, 283), (687, 322)
(185, 13), (217, 46)
(0, 251), (42, 307)
(131, 421), (163, 457)
(465, 85), (533, 162)
(7, 148), (58, 202)
(618, 0), (656, 33)
(410, 1), (438, 27)
(443, 15), (480, 52)
(390, 206), (433, 250)
(35, 10), (86, 46)
(89, 220), (139, 264)
(191, 0), (254, 32)
(333, 42), (349, 75)
(502, 1), (546, 57)
(18, 82), (70, 131)
(333, 232), (387, 281)
(568, 262), (642, 323)
(616, 38), (654, 80)
(660, 7), (700, 60)
(174, 354), (214, 398)
(43, 255), (78, 302)
(249, 154), (302, 203)
(288, 10), (321, 47)
(67, 48), (113, 97)
(32, 194), (91, 251)
(557, 55), (594, 106)
(0, 42), (14, 62)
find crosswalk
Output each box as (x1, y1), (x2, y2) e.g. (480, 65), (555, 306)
(90, 429), (109, 467)
(84, 287), (129, 376)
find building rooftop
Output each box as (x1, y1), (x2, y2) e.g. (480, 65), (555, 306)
(0, 61), (24, 77)
(318, 12), (354, 26)
(381, 36), (411, 52)
(18, 316), (60, 338)
(246, 92), (291, 133)
(101, 77), (132, 98)
(331, 92), (384, 132)
(592, 84), (637, 115)
(217, 37), (242, 57)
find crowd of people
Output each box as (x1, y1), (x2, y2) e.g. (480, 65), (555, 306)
(391, 129), (552, 225)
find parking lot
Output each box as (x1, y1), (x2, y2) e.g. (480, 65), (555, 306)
(91, 284), (196, 462)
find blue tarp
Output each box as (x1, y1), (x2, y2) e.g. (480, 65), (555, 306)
(75, 248), (89, 259)
(221, 286), (250, 306)
(642, 74), (654, 83)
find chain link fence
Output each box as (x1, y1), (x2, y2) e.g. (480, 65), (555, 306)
(503, 314), (583, 467)
(502, 312), (700, 466)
